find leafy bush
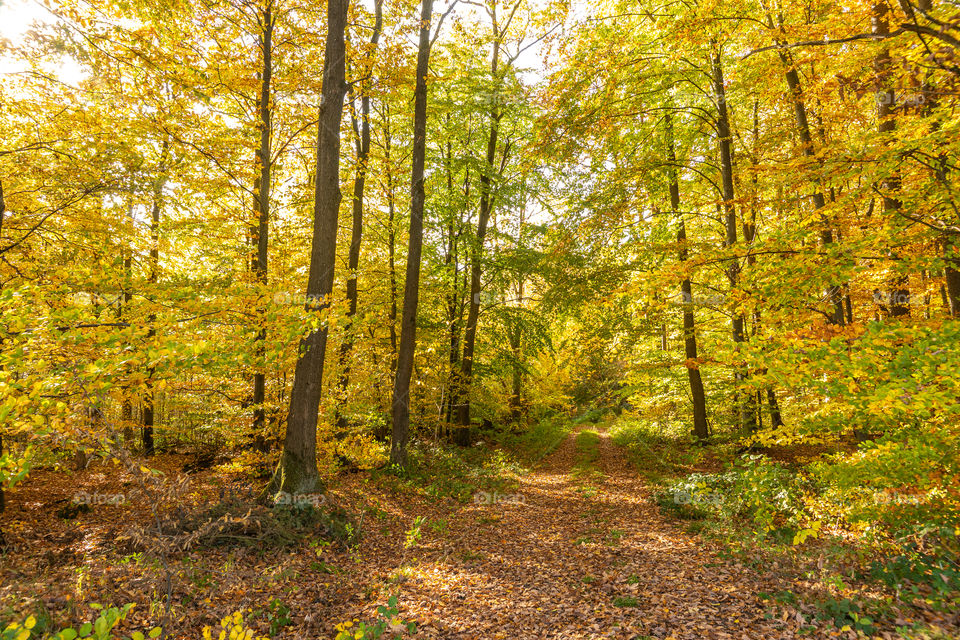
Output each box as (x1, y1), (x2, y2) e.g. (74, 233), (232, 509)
(377, 441), (521, 503)
(202, 611), (268, 640)
(656, 456), (809, 533)
(333, 597), (415, 640)
(609, 416), (701, 483)
(2, 604), (161, 640)
(809, 423), (960, 536)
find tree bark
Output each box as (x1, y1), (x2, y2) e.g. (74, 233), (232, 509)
(251, 2), (274, 451)
(874, 2), (911, 317)
(142, 162), (166, 457)
(770, 27), (845, 325)
(383, 114), (399, 372)
(390, 0), (435, 467)
(666, 113), (709, 442)
(455, 19), (504, 445)
(946, 236), (960, 316)
(711, 48), (756, 432)
(441, 135), (467, 436)
(270, 0), (349, 494)
(335, 0), (383, 431)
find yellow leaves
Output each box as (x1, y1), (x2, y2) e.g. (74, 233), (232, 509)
(792, 520), (822, 545)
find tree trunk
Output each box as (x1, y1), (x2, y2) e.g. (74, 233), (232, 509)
(142, 167), (165, 457)
(390, 0), (435, 468)
(335, 0), (382, 431)
(772, 31), (845, 324)
(270, 0), (349, 495)
(141, 142), (168, 457)
(508, 276), (525, 420)
(441, 136), (466, 437)
(946, 236), (960, 316)
(120, 195), (134, 443)
(455, 29), (503, 446)
(251, 3), (274, 452)
(0, 181), (4, 513)
(667, 113), (709, 442)
(874, 2), (910, 317)
(712, 48), (756, 432)
(384, 115), (399, 372)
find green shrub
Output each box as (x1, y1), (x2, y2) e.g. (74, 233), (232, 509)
(2, 604), (161, 640)
(333, 597), (415, 640)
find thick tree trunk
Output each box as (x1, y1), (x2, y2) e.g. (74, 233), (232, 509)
(120, 196), (134, 443)
(712, 49), (757, 432)
(270, 0), (349, 494)
(508, 277), (524, 420)
(251, 4), (274, 452)
(335, 0), (382, 431)
(766, 387), (784, 428)
(390, 0), (435, 467)
(667, 113), (709, 442)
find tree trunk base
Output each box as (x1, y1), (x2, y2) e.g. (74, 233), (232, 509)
(452, 426), (471, 447)
(263, 451), (324, 501)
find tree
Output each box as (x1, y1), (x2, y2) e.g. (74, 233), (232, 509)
(335, 0), (384, 430)
(270, 0), (350, 494)
(250, 0), (276, 451)
(391, 0), (448, 467)
(666, 113), (709, 442)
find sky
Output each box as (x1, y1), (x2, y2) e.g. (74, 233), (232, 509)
(0, 0), (88, 82)
(0, 0), (43, 42)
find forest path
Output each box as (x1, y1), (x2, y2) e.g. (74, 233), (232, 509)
(395, 425), (817, 639)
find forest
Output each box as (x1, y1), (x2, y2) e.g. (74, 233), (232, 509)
(0, 0), (958, 637)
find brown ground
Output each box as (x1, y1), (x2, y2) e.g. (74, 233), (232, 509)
(0, 429), (939, 639)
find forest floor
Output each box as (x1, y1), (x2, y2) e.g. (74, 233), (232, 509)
(1, 425), (951, 639)
(352, 425), (837, 640)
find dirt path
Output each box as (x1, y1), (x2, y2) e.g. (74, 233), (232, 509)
(394, 427), (816, 639)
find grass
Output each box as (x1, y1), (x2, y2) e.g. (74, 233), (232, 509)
(497, 416), (572, 466)
(371, 440), (523, 504)
(571, 429), (601, 479)
(608, 416), (705, 484)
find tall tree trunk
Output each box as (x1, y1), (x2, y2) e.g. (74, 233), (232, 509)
(270, 0), (349, 494)
(383, 116), (399, 372)
(390, 0), (435, 467)
(120, 193), (134, 443)
(508, 276), (525, 420)
(667, 113), (709, 442)
(0, 180), (4, 514)
(946, 236), (960, 316)
(251, 3), (274, 452)
(712, 48), (756, 432)
(142, 162), (167, 457)
(874, 2), (910, 317)
(455, 26), (504, 446)
(335, 0), (383, 431)
(768, 20), (845, 325)
(441, 137), (466, 436)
